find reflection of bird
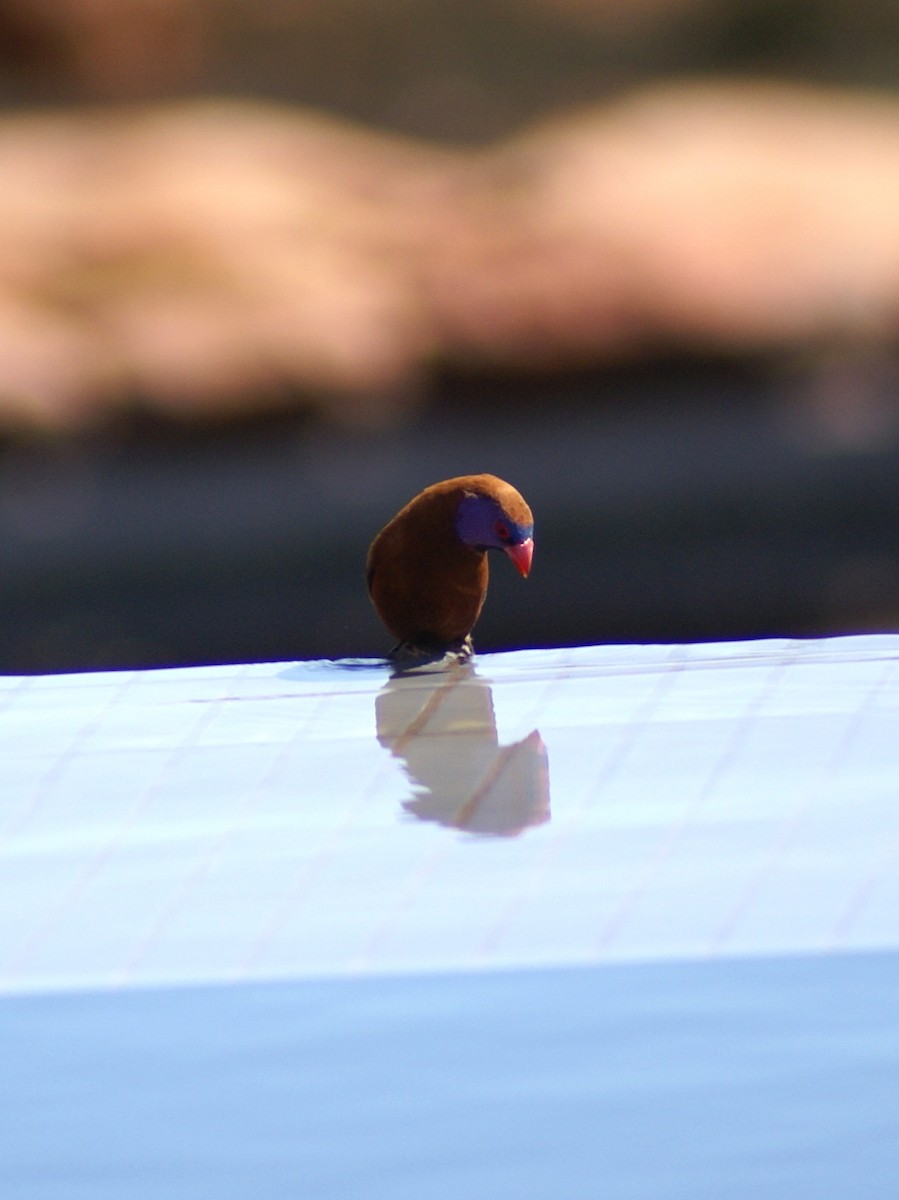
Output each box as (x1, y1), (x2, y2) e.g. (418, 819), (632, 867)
(366, 474), (533, 663)
(376, 667), (550, 837)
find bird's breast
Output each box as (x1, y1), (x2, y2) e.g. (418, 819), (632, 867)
(369, 538), (488, 645)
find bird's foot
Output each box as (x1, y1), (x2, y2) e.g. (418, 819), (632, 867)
(447, 635), (475, 663)
(388, 635), (474, 674)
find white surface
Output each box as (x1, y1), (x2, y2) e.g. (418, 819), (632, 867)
(5, 952), (899, 1200)
(2, 634), (899, 994)
(3, 635), (899, 1199)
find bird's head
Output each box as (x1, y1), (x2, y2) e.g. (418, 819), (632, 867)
(455, 490), (534, 577)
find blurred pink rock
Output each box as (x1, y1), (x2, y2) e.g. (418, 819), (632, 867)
(0, 101), (455, 428)
(0, 83), (897, 430)
(425, 82), (899, 368)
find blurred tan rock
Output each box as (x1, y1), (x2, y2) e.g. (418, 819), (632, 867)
(424, 81), (899, 369)
(0, 101), (454, 429)
(0, 84), (898, 431)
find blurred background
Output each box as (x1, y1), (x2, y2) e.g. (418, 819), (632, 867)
(1, 0), (899, 672)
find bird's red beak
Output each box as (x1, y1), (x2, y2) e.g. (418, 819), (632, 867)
(504, 537), (533, 578)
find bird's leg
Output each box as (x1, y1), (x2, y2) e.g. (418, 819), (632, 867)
(446, 635), (475, 663)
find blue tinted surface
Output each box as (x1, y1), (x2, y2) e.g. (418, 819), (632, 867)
(4, 950), (899, 1199)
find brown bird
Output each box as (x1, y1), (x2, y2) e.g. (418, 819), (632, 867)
(367, 474), (534, 663)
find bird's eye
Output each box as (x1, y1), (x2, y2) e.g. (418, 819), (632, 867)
(494, 520), (510, 541)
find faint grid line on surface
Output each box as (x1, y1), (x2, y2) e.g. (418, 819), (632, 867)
(707, 656), (899, 955)
(0, 671), (141, 845)
(826, 659), (899, 948)
(474, 646), (689, 963)
(228, 672), (463, 981)
(452, 651), (565, 830)
(106, 687), (337, 988)
(345, 662), (565, 975)
(828, 821), (899, 948)
(0, 676), (37, 823)
(0, 666), (253, 988)
(590, 648), (797, 959)
(0, 675), (31, 713)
